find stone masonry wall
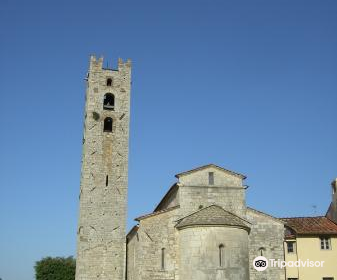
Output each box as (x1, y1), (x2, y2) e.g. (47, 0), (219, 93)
(178, 226), (249, 280)
(178, 166), (246, 218)
(246, 208), (285, 280)
(127, 207), (181, 280)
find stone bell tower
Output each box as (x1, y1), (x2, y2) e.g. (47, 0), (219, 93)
(75, 55), (131, 280)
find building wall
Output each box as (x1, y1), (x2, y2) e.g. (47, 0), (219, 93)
(127, 208), (181, 280)
(156, 186), (180, 211)
(178, 167), (246, 217)
(76, 56), (131, 280)
(284, 236), (337, 280)
(126, 229), (140, 280)
(178, 166), (243, 187)
(246, 208), (285, 280)
(283, 239), (299, 279)
(178, 226), (249, 280)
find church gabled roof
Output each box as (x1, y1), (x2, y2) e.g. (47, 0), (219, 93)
(175, 205), (250, 231)
(154, 183), (179, 212)
(175, 164), (246, 179)
(135, 205), (180, 221)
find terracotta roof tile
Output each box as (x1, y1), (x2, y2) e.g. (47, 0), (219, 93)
(135, 205), (180, 221)
(281, 216), (337, 235)
(175, 205), (250, 230)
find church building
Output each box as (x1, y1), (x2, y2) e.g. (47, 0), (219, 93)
(126, 164), (285, 280)
(75, 56), (337, 280)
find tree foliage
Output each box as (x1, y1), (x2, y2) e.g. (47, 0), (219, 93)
(35, 256), (75, 280)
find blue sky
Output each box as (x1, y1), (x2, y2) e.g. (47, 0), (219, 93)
(0, 0), (337, 279)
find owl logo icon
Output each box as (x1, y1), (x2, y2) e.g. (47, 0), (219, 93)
(253, 256), (268, 271)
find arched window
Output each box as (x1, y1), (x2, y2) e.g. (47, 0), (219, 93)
(219, 244), (225, 267)
(103, 117), (113, 132)
(161, 248), (165, 270)
(103, 93), (115, 110)
(258, 247), (266, 256)
(106, 78), (112, 86)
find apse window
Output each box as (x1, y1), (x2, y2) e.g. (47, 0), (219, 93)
(161, 248), (165, 270)
(103, 93), (115, 110)
(106, 78), (112, 86)
(208, 172), (214, 185)
(320, 237), (331, 250)
(103, 117), (113, 132)
(219, 244), (225, 267)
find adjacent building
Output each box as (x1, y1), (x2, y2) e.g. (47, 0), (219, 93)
(282, 179), (337, 280)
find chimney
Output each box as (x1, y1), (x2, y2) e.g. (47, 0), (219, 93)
(327, 179), (337, 223)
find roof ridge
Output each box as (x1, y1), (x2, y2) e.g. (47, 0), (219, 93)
(175, 204), (250, 231)
(135, 205), (180, 221)
(175, 164), (246, 179)
(153, 183), (179, 212)
(247, 206), (284, 224)
(176, 204), (251, 227)
(281, 216), (326, 219)
(175, 204), (216, 223)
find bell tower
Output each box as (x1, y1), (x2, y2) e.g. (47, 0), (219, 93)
(75, 56), (131, 280)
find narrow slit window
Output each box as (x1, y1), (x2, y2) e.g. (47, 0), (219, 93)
(161, 248), (165, 270)
(106, 175), (108, 186)
(103, 117), (113, 132)
(106, 78), (112, 86)
(209, 172), (214, 185)
(219, 244), (224, 267)
(103, 93), (115, 110)
(259, 247), (266, 256)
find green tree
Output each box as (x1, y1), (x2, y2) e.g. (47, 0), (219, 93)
(35, 256), (75, 280)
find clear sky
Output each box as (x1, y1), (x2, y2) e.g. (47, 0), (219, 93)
(0, 0), (336, 279)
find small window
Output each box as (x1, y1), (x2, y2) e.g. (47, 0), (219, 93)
(103, 93), (115, 110)
(322, 278), (334, 280)
(208, 172), (214, 185)
(103, 117), (113, 132)
(106, 175), (108, 186)
(320, 237), (331, 250)
(287, 278), (298, 280)
(258, 247), (266, 256)
(106, 78), (112, 86)
(287, 241), (295, 253)
(219, 244), (225, 267)
(161, 248), (165, 270)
